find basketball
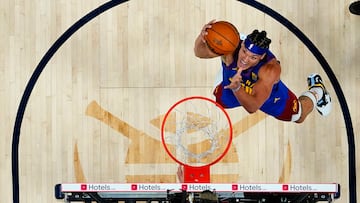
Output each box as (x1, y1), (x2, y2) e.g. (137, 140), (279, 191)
(204, 21), (240, 55)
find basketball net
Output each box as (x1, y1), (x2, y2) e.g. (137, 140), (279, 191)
(161, 96), (232, 183)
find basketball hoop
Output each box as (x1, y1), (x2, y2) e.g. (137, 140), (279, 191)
(161, 96), (232, 183)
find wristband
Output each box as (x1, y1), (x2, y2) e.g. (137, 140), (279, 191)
(232, 85), (241, 92)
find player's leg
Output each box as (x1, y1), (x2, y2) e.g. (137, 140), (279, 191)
(294, 94), (315, 123)
(307, 73), (332, 116)
(295, 73), (332, 123)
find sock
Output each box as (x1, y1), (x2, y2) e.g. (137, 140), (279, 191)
(309, 87), (323, 102)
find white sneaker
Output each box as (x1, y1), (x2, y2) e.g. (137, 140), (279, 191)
(307, 73), (332, 116)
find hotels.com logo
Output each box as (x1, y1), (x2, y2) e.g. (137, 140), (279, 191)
(282, 184), (313, 191)
(80, 184), (111, 191)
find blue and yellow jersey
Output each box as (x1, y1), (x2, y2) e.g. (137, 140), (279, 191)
(215, 44), (291, 118)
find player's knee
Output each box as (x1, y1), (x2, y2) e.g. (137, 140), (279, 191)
(294, 116), (305, 123)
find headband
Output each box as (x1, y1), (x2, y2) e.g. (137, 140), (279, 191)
(244, 38), (268, 55)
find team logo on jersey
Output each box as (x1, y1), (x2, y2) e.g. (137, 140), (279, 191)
(238, 80), (255, 94)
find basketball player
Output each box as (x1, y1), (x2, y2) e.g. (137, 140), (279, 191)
(195, 20), (332, 123)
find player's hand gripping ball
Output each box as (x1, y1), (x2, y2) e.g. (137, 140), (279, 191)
(204, 21), (240, 55)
